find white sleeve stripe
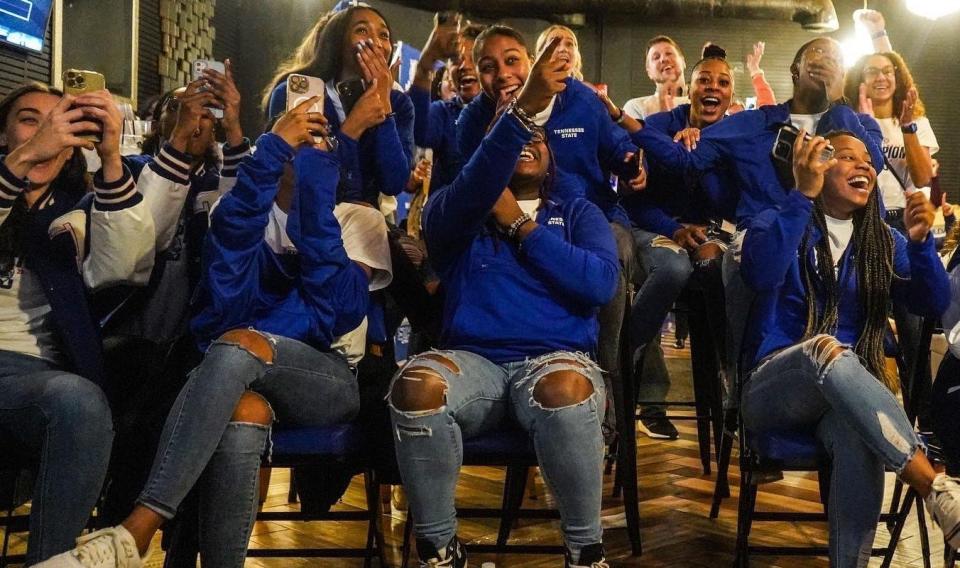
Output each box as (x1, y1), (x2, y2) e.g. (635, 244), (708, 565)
(0, 174), (24, 197)
(151, 157), (190, 183)
(95, 178), (135, 195)
(95, 187), (138, 204)
(159, 147), (192, 172)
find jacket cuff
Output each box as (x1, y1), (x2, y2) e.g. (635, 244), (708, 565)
(221, 138), (252, 178)
(94, 165), (141, 211)
(0, 158), (28, 206)
(150, 143), (193, 184)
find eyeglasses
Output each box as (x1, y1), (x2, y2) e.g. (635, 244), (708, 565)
(530, 126), (546, 143)
(863, 66), (897, 79)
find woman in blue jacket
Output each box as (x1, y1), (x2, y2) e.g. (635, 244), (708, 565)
(264, 4), (414, 207)
(45, 99), (373, 568)
(739, 130), (960, 566)
(387, 42), (618, 568)
(0, 82), (154, 565)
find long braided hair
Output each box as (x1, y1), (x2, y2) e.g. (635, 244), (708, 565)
(799, 130), (898, 392)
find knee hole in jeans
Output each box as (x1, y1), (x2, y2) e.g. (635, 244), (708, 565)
(802, 334), (846, 372)
(217, 328), (275, 365)
(418, 352), (461, 374)
(389, 367), (448, 412)
(693, 242), (724, 263)
(532, 369), (595, 409)
(231, 391), (273, 425)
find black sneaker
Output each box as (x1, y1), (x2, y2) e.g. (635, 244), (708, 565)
(417, 536), (466, 567)
(566, 543), (609, 567)
(638, 416), (679, 440)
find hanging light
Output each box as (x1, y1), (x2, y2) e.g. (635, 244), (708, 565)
(905, 0), (960, 20)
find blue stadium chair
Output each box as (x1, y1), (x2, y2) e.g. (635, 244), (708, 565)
(245, 422), (384, 566)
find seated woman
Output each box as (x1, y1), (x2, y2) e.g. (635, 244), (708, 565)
(619, 45), (738, 439)
(0, 82), (155, 564)
(388, 44), (618, 568)
(43, 97), (390, 568)
(739, 130), (960, 566)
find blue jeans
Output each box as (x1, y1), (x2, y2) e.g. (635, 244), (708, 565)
(631, 229), (693, 417)
(0, 350), (114, 564)
(741, 339), (921, 568)
(137, 331), (359, 568)
(388, 350), (606, 557)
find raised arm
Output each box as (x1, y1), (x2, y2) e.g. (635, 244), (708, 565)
(890, 191), (949, 317)
(423, 112), (531, 266)
(742, 133), (835, 291)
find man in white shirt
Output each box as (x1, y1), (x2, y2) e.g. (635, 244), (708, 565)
(623, 36), (690, 120)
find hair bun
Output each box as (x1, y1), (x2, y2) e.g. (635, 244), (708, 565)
(702, 43), (726, 60)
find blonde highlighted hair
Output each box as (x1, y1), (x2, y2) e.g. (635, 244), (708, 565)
(535, 25), (583, 81)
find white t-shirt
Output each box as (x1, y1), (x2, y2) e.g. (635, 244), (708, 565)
(623, 94), (691, 120)
(876, 116), (939, 210)
(0, 259), (62, 363)
(265, 202), (393, 365)
(824, 214), (854, 274)
(517, 199), (540, 217)
(789, 112), (827, 135)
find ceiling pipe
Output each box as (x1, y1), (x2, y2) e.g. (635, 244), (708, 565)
(381, 0), (839, 32)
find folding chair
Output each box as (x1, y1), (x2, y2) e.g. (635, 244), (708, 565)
(245, 422), (384, 566)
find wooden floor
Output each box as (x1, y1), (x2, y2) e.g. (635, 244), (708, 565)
(1, 332), (949, 567)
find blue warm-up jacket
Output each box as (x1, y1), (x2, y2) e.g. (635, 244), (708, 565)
(408, 84), (466, 189)
(191, 133), (369, 351)
(740, 190), (949, 372)
(268, 82), (415, 206)
(622, 104), (738, 237)
(631, 102), (884, 223)
(425, 112), (619, 363)
(456, 77), (637, 227)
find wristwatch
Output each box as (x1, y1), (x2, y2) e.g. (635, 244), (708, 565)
(901, 122), (918, 135)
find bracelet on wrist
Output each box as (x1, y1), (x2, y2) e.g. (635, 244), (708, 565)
(510, 97), (537, 125)
(504, 98), (535, 133)
(871, 29), (888, 40)
(507, 213), (533, 240)
(614, 107), (626, 124)
(901, 122), (918, 135)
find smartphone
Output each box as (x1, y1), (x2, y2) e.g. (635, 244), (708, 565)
(193, 59), (225, 119)
(336, 78), (367, 117)
(62, 69), (106, 142)
(287, 73), (326, 144)
(771, 124), (834, 164)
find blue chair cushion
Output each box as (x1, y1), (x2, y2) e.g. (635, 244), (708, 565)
(746, 429), (825, 463)
(271, 423), (364, 458)
(463, 428), (535, 461)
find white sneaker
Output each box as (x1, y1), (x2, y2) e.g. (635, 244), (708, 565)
(925, 473), (960, 549)
(34, 525), (143, 568)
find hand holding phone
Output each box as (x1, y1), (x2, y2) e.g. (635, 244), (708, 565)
(790, 129), (839, 199)
(62, 69), (106, 142)
(193, 60), (225, 119)
(339, 79), (388, 140)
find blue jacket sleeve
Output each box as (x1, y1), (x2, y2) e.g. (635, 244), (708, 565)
(740, 190), (814, 291)
(371, 90), (416, 196)
(456, 96), (494, 165)
(519, 201), (620, 308)
(630, 109), (756, 175)
(287, 148), (369, 336)
(572, 80), (637, 179)
(423, 113), (531, 270)
(202, 133), (293, 319)
(409, 85), (447, 149)
(890, 230), (950, 318)
(629, 195), (683, 237)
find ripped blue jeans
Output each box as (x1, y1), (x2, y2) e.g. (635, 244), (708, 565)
(387, 349), (606, 557)
(741, 336), (921, 568)
(137, 330), (359, 568)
